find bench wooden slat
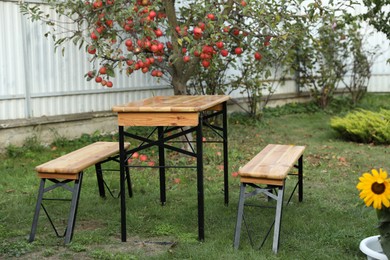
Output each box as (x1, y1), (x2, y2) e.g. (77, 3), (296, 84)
(35, 142), (129, 175)
(239, 144), (305, 180)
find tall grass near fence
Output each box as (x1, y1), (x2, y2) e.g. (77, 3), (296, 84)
(0, 94), (389, 259)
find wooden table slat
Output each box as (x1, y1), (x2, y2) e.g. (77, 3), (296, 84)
(112, 95), (230, 113)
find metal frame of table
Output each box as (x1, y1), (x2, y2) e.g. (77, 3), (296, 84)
(112, 95), (230, 242)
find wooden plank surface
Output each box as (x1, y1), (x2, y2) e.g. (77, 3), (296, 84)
(36, 142), (129, 175)
(239, 144), (305, 180)
(117, 112), (198, 126)
(112, 95), (230, 113)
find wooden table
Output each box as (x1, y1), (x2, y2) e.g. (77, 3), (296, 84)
(112, 95), (230, 242)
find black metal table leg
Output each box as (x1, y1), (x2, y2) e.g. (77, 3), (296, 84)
(222, 101), (229, 205)
(158, 126), (166, 205)
(119, 126), (127, 242)
(196, 115), (205, 241)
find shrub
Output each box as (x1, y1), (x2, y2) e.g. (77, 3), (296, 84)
(330, 109), (390, 144)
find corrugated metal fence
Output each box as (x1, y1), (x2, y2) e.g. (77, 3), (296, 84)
(0, 1), (389, 121)
(0, 1), (173, 120)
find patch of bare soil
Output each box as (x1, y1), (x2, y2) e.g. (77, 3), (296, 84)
(17, 220), (176, 259)
(20, 236), (176, 260)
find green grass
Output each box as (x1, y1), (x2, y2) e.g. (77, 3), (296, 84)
(1, 94), (389, 259)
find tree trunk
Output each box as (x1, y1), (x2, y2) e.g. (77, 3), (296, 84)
(172, 72), (188, 95)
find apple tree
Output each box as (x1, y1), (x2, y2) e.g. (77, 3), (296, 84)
(20, 0), (314, 96)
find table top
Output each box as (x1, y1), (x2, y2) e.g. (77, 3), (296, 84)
(112, 95), (230, 113)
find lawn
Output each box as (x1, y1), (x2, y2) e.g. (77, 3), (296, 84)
(0, 94), (389, 259)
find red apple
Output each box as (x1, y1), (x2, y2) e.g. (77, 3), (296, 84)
(87, 45), (96, 54)
(183, 56), (190, 63)
(234, 47), (243, 55)
(99, 66), (107, 74)
(91, 31), (98, 40)
(139, 154), (148, 162)
(93, 0), (103, 9)
(158, 42), (165, 51)
(220, 49), (229, 57)
(96, 26), (104, 34)
(216, 41), (224, 49)
(105, 19), (113, 27)
(132, 152), (139, 159)
(150, 44), (159, 53)
(202, 60), (210, 68)
(126, 59), (134, 66)
(147, 57), (155, 64)
(202, 45), (213, 54)
(87, 71), (94, 78)
(198, 22), (206, 30)
(125, 39), (133, 47)
(95, 76), (102, 83)
(148, 10), (157, 19)
(154, 28), (163, 37)
(193, 27), (203, 38)
(254, 52), (262, 60)
(207, 13), (215, 20)
(106, 81), (113, 88)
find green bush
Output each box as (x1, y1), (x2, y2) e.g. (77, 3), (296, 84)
(330, 109), (390, 144)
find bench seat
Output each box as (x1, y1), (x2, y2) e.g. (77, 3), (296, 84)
(36, 141), (130, 180)
(233, 144), (305, 253)
(29, 141), (130, 244)
(238, 144), (305, 185)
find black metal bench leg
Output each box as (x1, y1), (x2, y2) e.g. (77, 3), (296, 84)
(272, 185), (285, 253)
(233, 183), (246, 249)
(64, 172), (83, 244)
(95, 163), (106, 198)
(29, 178), (46, 243)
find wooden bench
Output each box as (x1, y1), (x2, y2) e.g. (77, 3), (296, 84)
(233, 144), (305, 253)
(29, 141), (130, 244)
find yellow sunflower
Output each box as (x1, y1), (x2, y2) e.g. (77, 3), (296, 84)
(357, 168), (390, 210)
